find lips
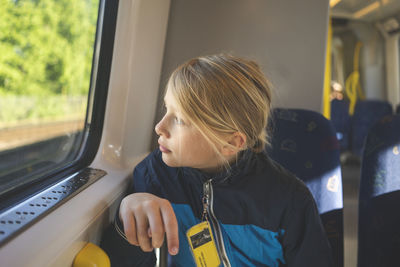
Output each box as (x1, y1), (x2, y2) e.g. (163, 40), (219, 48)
(158, 141), (171, 153)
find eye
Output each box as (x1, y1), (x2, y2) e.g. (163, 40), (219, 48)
(174, 116), (184, 125)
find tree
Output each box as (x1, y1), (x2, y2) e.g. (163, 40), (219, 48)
(0, 0), (99, 96)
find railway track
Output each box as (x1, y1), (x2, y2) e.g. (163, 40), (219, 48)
(0, 120), (85, 151)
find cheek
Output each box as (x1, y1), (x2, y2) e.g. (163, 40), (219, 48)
(174, 131), (194, 151)
(174, 130), (203, 153)
(186, 132), (215, 156)
(172, 127), (216, 158)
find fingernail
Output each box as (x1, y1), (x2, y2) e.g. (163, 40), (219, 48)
(171, 247), (179, 255)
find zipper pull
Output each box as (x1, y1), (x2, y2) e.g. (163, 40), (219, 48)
(201, 179), (212, 221)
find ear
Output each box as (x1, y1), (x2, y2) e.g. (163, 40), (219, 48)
(221, 132), (247, 156)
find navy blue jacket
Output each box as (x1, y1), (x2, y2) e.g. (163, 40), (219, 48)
(101, 149), (333, 267)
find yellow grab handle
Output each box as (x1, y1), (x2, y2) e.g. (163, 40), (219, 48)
(73, 242), (110, 267)
(345, 41), (365, 115)
(323, 17), (332, 119)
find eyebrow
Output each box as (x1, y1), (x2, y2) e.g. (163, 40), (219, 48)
(163, 98), (185, 118)
(163, 99), (169, 109)
(163, 96), (174, 109)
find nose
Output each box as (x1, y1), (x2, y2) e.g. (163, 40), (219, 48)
(155, 116), (170, 138)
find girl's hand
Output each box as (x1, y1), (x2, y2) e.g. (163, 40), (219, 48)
(119, 193), (179, 255)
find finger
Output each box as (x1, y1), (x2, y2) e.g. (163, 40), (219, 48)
(160, 200), (179, 255)
(147, 206), (165, 248)
(120, 210), (138, 246)
(135, 212), (153, 252)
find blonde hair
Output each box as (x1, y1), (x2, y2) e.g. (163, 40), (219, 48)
(166, 54), (272, 160)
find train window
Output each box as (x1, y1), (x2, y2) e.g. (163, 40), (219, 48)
(0, 0), (111, 203)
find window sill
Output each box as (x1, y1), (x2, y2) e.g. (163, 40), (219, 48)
(0, 154), (147, 267)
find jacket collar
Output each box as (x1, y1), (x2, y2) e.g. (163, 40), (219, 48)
(180, 149), (258, 186)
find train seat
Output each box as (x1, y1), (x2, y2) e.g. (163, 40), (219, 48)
(351, 100), (392, 157)
(396, 104), (400, 114)
(267, 108), (343, 267)
(330, 99), (351, 151)
(357, 114), (400, 267)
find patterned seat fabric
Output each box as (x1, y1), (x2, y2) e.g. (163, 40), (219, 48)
(330, 99), (351, 151)
(267, 108), (343, 267)
(351, 100), (392, 156)
(358, 115), (400, 267)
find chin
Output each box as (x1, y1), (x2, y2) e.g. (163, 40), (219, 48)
(161, 154), (180, 167)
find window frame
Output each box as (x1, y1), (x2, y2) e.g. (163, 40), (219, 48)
(0, 0), (119, 221)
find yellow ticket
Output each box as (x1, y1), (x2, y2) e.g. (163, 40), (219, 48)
(186, 221), (221, 267)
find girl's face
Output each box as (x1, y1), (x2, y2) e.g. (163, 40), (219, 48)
(155, 89), (225, 172)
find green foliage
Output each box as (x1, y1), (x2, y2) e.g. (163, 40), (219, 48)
(0, 95), (87, 128)
(0, 0), (99, 97)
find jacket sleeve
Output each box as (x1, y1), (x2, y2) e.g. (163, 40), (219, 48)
(100, 160), (159, 267)
(281, 185), (334, 267)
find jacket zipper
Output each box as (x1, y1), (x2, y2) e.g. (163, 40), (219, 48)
(203, 179), (232, 267)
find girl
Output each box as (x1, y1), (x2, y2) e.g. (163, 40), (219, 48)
(102, 54), (333, 266)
